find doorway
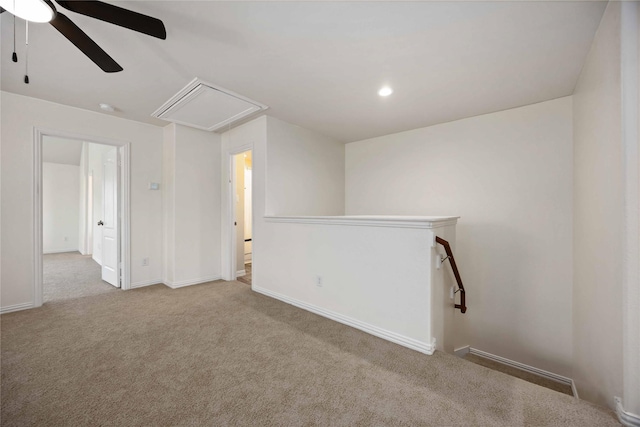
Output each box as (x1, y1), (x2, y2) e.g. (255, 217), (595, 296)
(34, 130), (131, 307)
(232, 150), (253, 285)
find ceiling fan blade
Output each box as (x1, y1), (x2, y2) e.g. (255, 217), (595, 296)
(55, 1), (166, 40)
(50, 12), (123, 73)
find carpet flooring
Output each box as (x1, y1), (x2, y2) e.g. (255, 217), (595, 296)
(1, 280), (619, 426)
(43, 252), (119, 303)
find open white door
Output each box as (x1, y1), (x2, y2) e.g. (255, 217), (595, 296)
(100, 147), (120, 287)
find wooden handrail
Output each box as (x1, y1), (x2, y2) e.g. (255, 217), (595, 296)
(435, 236), (467, 313)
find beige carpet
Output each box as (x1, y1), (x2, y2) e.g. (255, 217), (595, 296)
(43, 251), (119, 303)
(1, 281), (619, 426)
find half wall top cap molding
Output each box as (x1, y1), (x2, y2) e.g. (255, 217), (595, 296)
(151, 78), (268, 132)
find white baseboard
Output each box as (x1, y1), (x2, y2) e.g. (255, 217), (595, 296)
(468, 348), (575, 393)
(236, 270), (246, 277)
(571, 380), (580, 400)
(43, 249), (79, 254)
(454, 345), (470, 357)
(164, 275), (222, 289)
(1, 302), (34, 314)
(130, 279), (162, 289)
(616, 397), (640, 426)
(252, 285), (436, 355)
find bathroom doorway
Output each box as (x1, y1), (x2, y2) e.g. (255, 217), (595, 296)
(233, 150), (252, 285)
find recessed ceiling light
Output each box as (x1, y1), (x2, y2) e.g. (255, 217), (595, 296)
(378, 86), (393, 97)
(99, 103), (115, 112)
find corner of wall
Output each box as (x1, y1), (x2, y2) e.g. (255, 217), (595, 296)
(162, 124), (176, 284)
(572, 0), (631, 410)
(264, 116), (345, 216)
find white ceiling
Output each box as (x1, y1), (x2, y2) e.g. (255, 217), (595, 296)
(42, 136), (83, 165)
(1, 1), (606, 143)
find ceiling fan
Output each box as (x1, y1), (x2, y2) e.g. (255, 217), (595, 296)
(0, 0), (166, 73)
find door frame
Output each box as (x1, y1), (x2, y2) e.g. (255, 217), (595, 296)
(225, 145), (252, 282)
(33, 128), (131, 307)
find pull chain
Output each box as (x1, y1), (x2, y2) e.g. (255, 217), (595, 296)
(12, 0), (17, 62)
(12, 15), (17, 62)
(24, 21), (29, 84)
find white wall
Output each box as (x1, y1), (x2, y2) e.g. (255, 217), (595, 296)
(622, 2), (640, 417)
(1, 92), (163, 308)
(162, 125), (175, 285)
(266, 116), (345, 216)
(162, 124), (222, 287)
(345, 97), (574, 377)
(256, 217), (457, 355)
(78, 144), (88, 255)
(221, 116), (345, 281)
(572, 1), (624, 410)
(42, 162), (80, 254)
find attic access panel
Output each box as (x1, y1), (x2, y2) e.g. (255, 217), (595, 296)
(152, 78), (268, 132)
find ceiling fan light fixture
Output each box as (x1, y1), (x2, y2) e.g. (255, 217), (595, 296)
(0, 0), (55, 23)
(378, 86), (393, 97)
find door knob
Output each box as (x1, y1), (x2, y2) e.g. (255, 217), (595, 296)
(98, 220), (104, 226)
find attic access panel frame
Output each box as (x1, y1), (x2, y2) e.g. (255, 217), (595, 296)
(152, 78), (268, 132)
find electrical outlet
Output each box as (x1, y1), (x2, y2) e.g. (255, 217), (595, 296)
(142, 258), (149, 266)
(450, 286), (455, 300)
(316, 276), (323, 287)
